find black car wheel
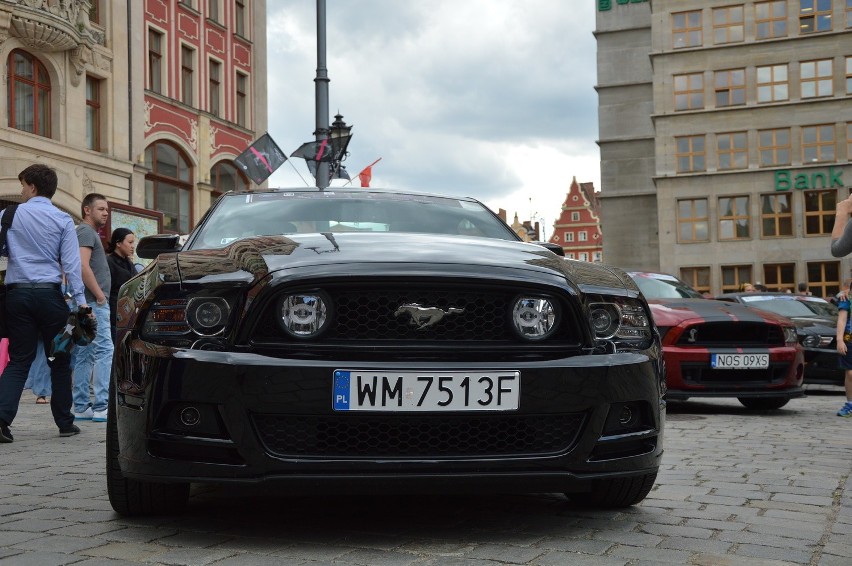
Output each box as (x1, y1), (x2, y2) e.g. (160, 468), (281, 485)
(106, 381), (190, 516)
(565, 471), (657, 508)
(737, 397), (789, 410)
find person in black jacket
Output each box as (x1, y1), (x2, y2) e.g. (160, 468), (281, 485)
(106, 228), (136, 343)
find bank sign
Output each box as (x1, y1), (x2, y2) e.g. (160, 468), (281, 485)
(598, 0), (647, 10)
(774, 167), (844, 191)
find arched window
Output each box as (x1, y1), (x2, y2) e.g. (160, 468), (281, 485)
(144, 141), (193, 233)
(211, 160), (249, 196)
(7, 50), (51, 137)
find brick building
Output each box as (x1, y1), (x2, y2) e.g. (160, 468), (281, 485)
(549, 177), (604, 262)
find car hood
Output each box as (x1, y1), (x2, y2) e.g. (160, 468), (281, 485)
(786, 315), (837, 333)
(647, 298), (793, 327)
(152, 232), (632, 291)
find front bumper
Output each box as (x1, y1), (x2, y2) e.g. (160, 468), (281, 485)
(114, 341), (664, 491)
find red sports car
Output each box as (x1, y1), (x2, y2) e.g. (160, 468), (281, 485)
(628, 272), (805, 410)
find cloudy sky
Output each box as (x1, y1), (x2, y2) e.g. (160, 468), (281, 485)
(265, 1), (599, 239)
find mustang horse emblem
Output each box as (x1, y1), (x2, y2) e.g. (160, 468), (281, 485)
(394, 303), (464, 329)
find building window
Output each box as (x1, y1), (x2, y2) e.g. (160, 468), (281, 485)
(801, 59), (833, 98)
(763, 263), (795, 293)
(235, 0), (246, 36)
(579, 252), (588, 262)
(682, 267), (711, 295)
(579, 231), (588, 242)
(677, 198), (709, 243)
(847, 57), (852, 93)
(181, 46), (194, 106)
(565, 231), (574, 242)
(717, 132), (748, 170)
(761, 193), (793, 237)
(713, 5), (744, 44)
(571, 211), (580, 221)
(211, 160), (249, 192)
(208, 0), (219, 21)
(209, 60), (221, 116)
(593, 252), (602, 263)
(148, 29), (163, 93)
(236, 72), (247, 127)
(755, 1), (787, 39)
(718, 195), (750, 240)
(673, 10), (702, 49)
(808, 261), (841, 298)
(848, 123), (852, 160)
(757, 64), (788, 103)
(144, 142), (193, 234)
(90, 1), (100, 25)
(674, 73), (704, 110)
(804, 190), (837, 235)
(802, 124), (835, 163)
(8, 50), (51, 138)
(566, 253), (575, 259)
(799, 0), (832, 33)
(721, 265), (753, 293)
(715, 69), (746, 107)
(85, 76), (100, 151)
(759, 128), (791, 166)
(676, 135), (706, 173)
(848, 0), (852, 27)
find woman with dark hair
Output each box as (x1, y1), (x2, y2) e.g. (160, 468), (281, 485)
(106, 227), (136, 343)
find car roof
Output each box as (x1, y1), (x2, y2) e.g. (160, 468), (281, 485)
(225, 187), (483, 203)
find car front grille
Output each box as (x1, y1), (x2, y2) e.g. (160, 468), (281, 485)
(251, 413), (586, 459)
(253, 283), (579, 343)
(679, 362), (791, 386)
(674, 322), (784, 347)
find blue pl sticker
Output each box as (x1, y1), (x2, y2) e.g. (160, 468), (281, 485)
(333, 370), (351, 410)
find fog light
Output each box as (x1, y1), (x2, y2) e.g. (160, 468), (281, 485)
(619, 405), (636, 427)
(180, 406), (201, 427)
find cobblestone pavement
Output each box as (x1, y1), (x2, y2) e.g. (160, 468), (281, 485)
(0, 385), (850, 566)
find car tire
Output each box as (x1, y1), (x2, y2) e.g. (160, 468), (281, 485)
(565, 471), (657, 508)
(737, 397), (789, 410)
(106, 381), (190, 516)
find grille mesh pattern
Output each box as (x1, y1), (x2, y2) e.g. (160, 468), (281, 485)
(255, 285), (577, 343)
(675, 322), (784, 347)
(252, 413), (586, 458)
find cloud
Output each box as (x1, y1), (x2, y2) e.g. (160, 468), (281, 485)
(266, 1), (599, 224)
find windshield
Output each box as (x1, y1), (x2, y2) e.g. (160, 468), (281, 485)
(188, 191), (518, 250)
(630, 273), (705, 299)
(741, 296), (838, 319)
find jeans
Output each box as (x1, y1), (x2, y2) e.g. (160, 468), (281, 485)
(0, 287), (74, 429)
(72, 302), (113, 413)
(24, 345), (51, 397)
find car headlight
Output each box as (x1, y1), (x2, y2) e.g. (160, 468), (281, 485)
(588, 297), (653, 351)
(801, 334), (819, 348)
(783, 327), (798, 345)
(510, 296), (558, 341)
(187, 297), (230, 336)
(279, 292), (331, 339)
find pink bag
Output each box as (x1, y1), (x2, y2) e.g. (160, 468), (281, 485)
(0, 338), (9, 376)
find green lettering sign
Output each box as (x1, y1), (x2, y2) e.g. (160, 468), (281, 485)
(599, 0), (611, 11)
(774, 167), (844, 191)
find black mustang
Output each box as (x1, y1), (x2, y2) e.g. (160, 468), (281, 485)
(107, 188), (665, 515)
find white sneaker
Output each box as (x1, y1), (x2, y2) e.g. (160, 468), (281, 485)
(92, 409), (108, 422)
(74, 407), (94, 420)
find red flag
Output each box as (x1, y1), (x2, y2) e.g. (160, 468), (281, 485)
(355, 157), (381, 188)
(358, 166), (372, 187)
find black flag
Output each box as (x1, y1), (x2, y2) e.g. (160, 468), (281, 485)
(234, 133), (287, 185)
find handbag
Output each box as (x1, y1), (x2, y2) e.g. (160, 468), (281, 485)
(0, 204), (19, 339)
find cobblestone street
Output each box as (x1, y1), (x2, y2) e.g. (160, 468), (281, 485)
(0, 386), (850, 565)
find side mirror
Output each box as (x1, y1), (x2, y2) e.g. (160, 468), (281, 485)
(136, 234), (182, 259)
(533, 241), (565, 257)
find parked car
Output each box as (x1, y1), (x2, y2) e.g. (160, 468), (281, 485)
(107, 187), (665, 516)
(627, 271), (804, 410)
(715, 293), (842, 385)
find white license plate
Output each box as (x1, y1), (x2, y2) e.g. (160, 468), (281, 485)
(332, 370), (520, 411)
(711, 353), (769, 369)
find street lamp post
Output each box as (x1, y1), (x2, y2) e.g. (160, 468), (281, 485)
(314, 0), (330, 189)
